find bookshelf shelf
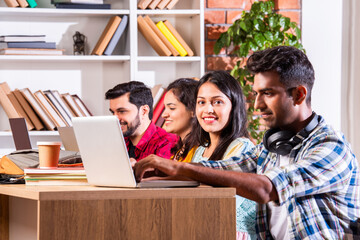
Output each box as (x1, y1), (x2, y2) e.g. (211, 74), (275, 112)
(136, 9), (201, 16)
(0, 0), (204, 156)
(0, 131), (59, 137)
(0, 55), (131, 62)
(0, 7), (130, 17)
(137, 56), (201, 62)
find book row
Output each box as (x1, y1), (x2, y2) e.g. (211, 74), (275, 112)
(3, 0), (106, 8)
(0, 82), (92, 131)
(138, 15), (194, 57)
(138, 0), (179, 10)
(3, 0), (37, 8)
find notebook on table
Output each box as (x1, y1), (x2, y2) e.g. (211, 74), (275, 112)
(72, 116), (199, 188)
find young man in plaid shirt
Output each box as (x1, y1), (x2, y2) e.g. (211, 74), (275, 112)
(134, 46), (360, 239)
(106, 81), (178, 161)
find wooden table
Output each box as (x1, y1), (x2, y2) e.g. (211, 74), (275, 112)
(0, 185), (236, 240)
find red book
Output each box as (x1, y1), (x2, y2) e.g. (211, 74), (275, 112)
(152, 91), (166, 124)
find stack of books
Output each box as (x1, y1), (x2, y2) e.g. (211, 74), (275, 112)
(0, 82), (93, 131)
(51, 0), (111, 9)
(91, 15), (128, 56)
(138, 0), (179, 10)
(3, 0), (37, 8)
(24, 167), (88, 186)
(0, 35), (64, 56)
(137, 15), (194, 57)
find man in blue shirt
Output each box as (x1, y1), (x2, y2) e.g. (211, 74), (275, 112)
(134, 46), (360, 239)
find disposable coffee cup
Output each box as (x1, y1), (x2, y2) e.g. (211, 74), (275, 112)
(37, 142), (61, 169)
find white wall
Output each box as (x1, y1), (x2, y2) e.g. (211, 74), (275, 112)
(302, 0), (360, 159)
(302, 0), (343, 131)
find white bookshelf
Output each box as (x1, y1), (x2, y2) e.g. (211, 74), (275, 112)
(0, 0), (204, 156)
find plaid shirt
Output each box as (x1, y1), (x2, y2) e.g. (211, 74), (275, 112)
(125, 122), (178, 161)
(201, 115), (360, 239)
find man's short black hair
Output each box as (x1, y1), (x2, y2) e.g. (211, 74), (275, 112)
(247, 46), (315, 105)
(105, 81), (153, 119)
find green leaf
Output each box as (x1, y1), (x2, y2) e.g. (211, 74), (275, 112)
(290, 22), (297, 29)
(239, 42), (250, 57)
(239, 21), (248, 32)
(254, 33), (266, 47)
(269, 16), (276, 29)
(279, 17), (290, 30)
(213, 34), (226, 54)
(249, 40), (258, 51)
(254, 19), (261, 31)
(295, 27), (301, 39)
(251, 1), (260, 13)
(264, 31), (273, 41)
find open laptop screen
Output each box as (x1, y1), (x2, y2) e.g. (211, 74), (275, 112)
(9, 118), (32, 150)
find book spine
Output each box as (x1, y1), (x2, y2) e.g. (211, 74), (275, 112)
(51, 90), (76, 118)
(137, 0), (152, 9)
(91, 16), (122, 56)
(104, 15), (128, 56)
(34, 90), (68, 128)
(62, 93), (84, 117)
(53, 0), (103, 3)
(44, 90), (73, 126)
(72, 94), (92, 116)
(20, 88), (56, 131)
(55, 3), (111, 9)
(152, 91), (166, 123)
(13, 89), (45, 130)
(4, 0), (19, 7)
(163, 20), (194, 57)
(7, 92), (35, 130)
(7, 42), (56, 49)
(0, 83), (21, 119)
(144, 15), (179, 56)
(26, 0), (37, 8)
(165, 0), (179, 9)
(156, 0), (171, 10)
(16, 0), (29, 7)
(137, 16), (171, 57)
(156, 21), (187, 57)
(148, 0), (161, 9)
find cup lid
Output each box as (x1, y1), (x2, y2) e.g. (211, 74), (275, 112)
(37, 141), (62, 146)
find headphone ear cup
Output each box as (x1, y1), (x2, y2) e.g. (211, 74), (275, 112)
(263, 113), (319, 155)
(264, 129), (295, 155)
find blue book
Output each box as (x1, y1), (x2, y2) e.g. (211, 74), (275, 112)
(0, 42), (56, 49)
(55, 3), (111, 9)
(103, 15), (128, 56)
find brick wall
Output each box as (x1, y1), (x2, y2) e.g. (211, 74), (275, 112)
(204, 0), (302, 72)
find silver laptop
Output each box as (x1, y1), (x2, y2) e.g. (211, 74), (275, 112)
(72, 116), (199, 188)
(58, 127), (79, 152)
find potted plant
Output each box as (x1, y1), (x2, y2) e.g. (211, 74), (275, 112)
(214, 0), (303, 143)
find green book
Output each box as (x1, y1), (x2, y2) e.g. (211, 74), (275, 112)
(26, 0), (37, 8)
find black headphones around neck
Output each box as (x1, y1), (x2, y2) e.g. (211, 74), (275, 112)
(263, 112), (319, 156)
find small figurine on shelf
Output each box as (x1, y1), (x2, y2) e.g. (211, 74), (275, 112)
(73, 31), (86, 55)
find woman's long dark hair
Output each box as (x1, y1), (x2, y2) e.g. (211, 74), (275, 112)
(166, 78), (198, 160)
(188, 70), (249, 160)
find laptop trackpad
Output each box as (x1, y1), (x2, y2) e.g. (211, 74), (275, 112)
(137, 180), (199, 188)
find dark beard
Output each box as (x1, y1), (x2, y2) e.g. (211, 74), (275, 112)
(122, 113), (141, 137)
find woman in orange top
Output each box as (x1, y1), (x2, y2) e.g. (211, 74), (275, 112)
(161, 78), (198, 162)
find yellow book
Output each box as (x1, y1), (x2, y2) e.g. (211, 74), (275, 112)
(156, 21), (187, 57)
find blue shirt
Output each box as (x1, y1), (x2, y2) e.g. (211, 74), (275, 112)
(200, 115), (360, 239)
